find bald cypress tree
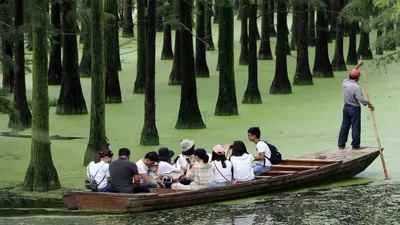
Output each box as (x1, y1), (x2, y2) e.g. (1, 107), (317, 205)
(161, 0), (174, 60)
(175, 0), (205, 129)
(48, 0), (62, 85)
(215, 0), (238, 115)
(308, 4), (316, 46)
(122, 0), (134, 37)
(195, 0), (210, 78)
(84, 0), (106, 165)
(258, 0), (272, 60)
(331, 0), (346, 71)
(133, 0), (146, 93)
(168, 0), (181, 85)
(79, 0), (91, 77)
(239, 0), (249, 65)
(346, 21), (358, 65)
(1, 0), (14, 93)
(204, 0), (215, 51)
(23, 0), (60, 191)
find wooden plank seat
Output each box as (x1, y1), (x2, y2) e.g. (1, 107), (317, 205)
(255, 176), (272, 179)
(263, 170), (298, 177)
(279, 158), (341, 167)
(271, 165), (319, 172)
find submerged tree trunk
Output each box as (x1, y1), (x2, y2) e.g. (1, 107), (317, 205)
(133, 0), (146, 93)
(79, 0), (91, 77)
(312, 0), (333, 78)
(329, 0), (337, 40)
(23, 0), (61, 191)
(175, 0), (205, 129)
(169, 0), (181, 85)
(346, 21), (358, 65)
(215, 0), (238, 115)
(357, 25), (373, 60)
(239, 0), (248, 65)
(269, 0), (276, 37)
(376, 28), (383, 55)
(48, 0), (62, 85)
(213, 4), (220, 24)
(205, 0), (215, 51)
(122, 0), (134, 37)
(308, 4), (316, 46)
(195, 0), (210, 78)
(293, 2), (313, 85)
(1, 0), (14, 93)
(290, 10), (298, 51)
(243, 1), (262, 103)
(270, 0), (292, 94)
(331, 0), (346, 71)
(258, 0), (273, 60)
(141, 0), (159, 145)
(105, 0), (122, 103)
(161, 0), (174, 60)
(57, 0), (88, 115)
(84, 0), (106, 166)
(10, 0), (32, 129)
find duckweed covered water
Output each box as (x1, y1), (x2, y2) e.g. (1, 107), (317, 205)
(1, 180), (399, 225)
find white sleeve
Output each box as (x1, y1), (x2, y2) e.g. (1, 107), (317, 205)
(86, 165), (90, 178)
(104, 164), (110, 177)
(166, 163), (181, 173)
(137, 163), (147, 174)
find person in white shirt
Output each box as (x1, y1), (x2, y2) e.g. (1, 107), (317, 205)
(158, 147), (181, 175)
(86, 149), (114, 192)
(176, 139), (196, 173)
(248, 127), (272, 175)
(136, 151), (160, 188)
(229, 141), (255, 182)
(210, 145), (233, 187)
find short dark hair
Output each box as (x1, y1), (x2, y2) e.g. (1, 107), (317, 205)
(118, 148), (131, 157)
(248, 127), (261, 138)
(145, 151), (159, 162)
(182, 147), (194, 156)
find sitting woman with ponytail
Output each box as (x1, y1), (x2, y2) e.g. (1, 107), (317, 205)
(86, 149), (114, 192)
(210, 145), (233, 187)
(171, 149), (214, 190)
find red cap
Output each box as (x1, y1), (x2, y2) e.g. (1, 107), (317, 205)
(349, 69), (360, 77)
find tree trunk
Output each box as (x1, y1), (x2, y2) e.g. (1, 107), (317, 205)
(357, 25), (373, 60)
(57, 0), (88, 115)
(258, 0), (272, 60)
(329, 0), (337, 40)
(9, 0), (32, 129)
(213, 4), (220, 24)
(204, 0), (215, 51)
(141, 0), (159, 145)
(269, 0), (276, 37)
(290, 10), (298, 51)
(239, 0), (248, 65)
(84, 0), (106, 165)
(175, 0), (206, 129)
(79, 0), (92, 77)
(48, 0), (62, 85)
(346, 21), (358, 65)
(331, 0), (346, 71)
(105, 0), (122, 103)
(161, 0), (174, 60)
(243, 1), (262, 103)
(169, 0), (181, 85)
(293, 2), (313, 85)
(376, 28), (383, 55)
(215, 0), (238, 115)
(133, 0), (147, 93)
(23, 0), (61, 191)
(384, 23), (396, 51)
(122, 0), (134, 37)
(308, 4), (316, 46)
(27, 31), (33, 51)
(312, 0), (333, 78)
(1, 0), (14, 92)
(270, 0), (292, 94)
(156, 0), (164, 33)
(195, 0), (210, 78)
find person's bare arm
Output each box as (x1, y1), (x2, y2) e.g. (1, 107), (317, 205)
(133, 175), (140, 184)
(140, 173), (153, 182)
(354, 60), (364, 70)
(254, 152), (265, 161)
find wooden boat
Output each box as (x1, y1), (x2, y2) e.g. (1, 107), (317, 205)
(63, 147), (381, 213)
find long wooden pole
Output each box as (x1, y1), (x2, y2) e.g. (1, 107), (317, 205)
(359, 57), (389, 180)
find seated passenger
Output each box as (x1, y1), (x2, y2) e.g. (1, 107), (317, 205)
(248, 127), (272, 175)
(86, 149), (113, 192)
(176, 139), (196, 173)
(171, 149), (214, 190)
(229, 141), (255, 182)
(210, 145), (233, 187)
(158, 147), (181, 179)
(109, 148), (150, 193)
(136, 151), (161, 188)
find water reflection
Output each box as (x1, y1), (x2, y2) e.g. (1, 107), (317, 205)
(0, 182), (399, 225)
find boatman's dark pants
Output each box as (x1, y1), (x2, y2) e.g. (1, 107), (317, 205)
(338, 104), (361, 148)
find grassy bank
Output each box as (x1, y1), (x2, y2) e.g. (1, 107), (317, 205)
(1, 16), (399, 202)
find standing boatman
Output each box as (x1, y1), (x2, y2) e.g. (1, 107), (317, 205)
(338, 60), (375, 150)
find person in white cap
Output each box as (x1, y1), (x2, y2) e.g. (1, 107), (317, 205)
(176, 139), (195, 173)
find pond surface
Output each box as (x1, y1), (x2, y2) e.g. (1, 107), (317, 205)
(1, 177), (399, 225)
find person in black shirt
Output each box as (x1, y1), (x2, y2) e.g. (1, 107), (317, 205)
(109, 148), (150, 193)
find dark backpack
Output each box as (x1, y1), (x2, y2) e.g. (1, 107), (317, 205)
(85, 163), (106, 192)
(258, 141), (282, 165)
